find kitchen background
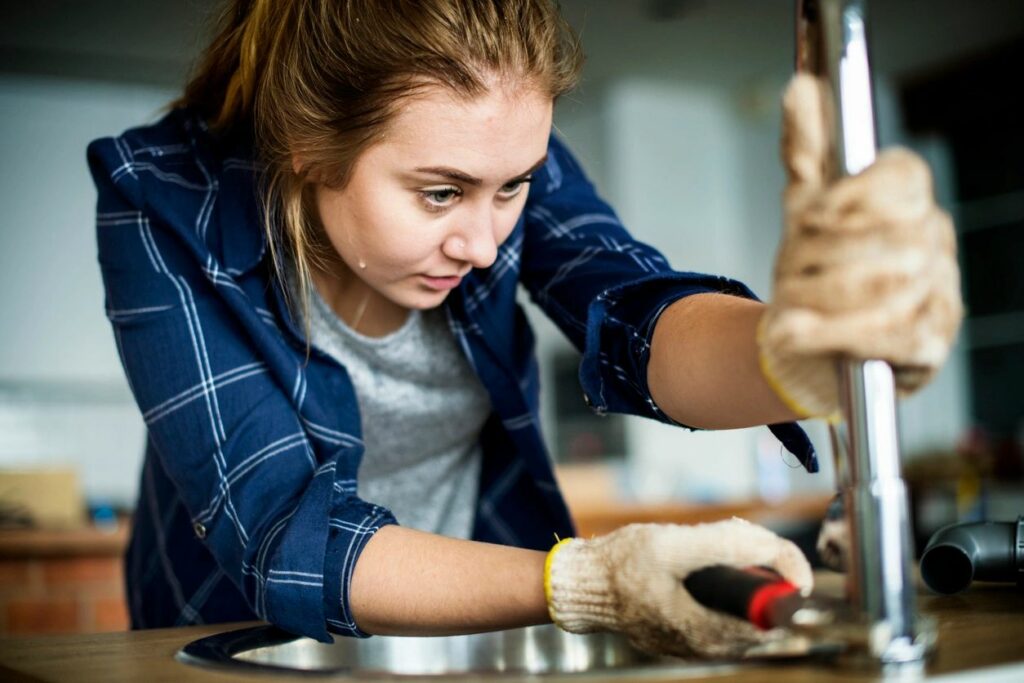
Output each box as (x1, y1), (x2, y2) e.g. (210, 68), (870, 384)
(1, 0), (1022, 633)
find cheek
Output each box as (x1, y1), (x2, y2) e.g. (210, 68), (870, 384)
(355, 198), (441, 268)
(319, 188), (434, 268)
(371, 228), (436, 267)
(496, 199), (527, 244)
(496, 217), (518, 246)
(315, 190), (356, 255)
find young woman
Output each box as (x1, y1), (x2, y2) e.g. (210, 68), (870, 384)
(87, 0), (960, 658)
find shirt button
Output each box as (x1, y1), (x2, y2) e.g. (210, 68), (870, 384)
(193, 522), (207, 539)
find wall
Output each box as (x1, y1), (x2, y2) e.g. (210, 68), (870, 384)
(0, 75), (172, 507)
(3, 0), (1015, 511)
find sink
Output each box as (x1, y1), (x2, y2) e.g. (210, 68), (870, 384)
(177, 623), (747, 680)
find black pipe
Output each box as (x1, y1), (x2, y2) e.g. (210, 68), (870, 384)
(920, 516), (1024, 595)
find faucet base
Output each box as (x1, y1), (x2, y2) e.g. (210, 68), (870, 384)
(746, 591), (938, 667)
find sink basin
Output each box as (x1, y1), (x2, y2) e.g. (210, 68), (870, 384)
(177, 623), (746, 679)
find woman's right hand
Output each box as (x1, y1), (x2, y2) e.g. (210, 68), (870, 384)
(758, 74), (963, 419)
(544, 519), (813, 659)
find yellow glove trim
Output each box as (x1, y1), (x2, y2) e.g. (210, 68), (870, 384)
(757, 317), (842, 424)
(756, 316), (816, 420)
(544, 537), (575, 624)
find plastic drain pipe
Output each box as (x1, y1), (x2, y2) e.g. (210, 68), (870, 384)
(921, 516), (1024, 595)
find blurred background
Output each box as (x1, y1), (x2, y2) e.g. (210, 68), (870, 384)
(1, 0), (1022, 634)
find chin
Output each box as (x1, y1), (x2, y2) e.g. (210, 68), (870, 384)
(400, 289), (451, 311)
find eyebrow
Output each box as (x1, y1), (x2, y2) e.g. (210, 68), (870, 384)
(413, 155), (548, 186)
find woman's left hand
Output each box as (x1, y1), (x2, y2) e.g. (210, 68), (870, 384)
(545, 519), (813, 659)
(758, 74), (964, 419)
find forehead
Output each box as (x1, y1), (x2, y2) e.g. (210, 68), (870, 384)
(370, 83), (554, 179)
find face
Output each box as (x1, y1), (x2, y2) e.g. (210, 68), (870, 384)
(312, 81), (553, 317)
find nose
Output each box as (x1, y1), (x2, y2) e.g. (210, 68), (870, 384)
(443, 204), (499, 269)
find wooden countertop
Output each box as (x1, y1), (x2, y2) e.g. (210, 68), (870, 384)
(0, 523), (129, 559)
(2, 573), (1022, 683)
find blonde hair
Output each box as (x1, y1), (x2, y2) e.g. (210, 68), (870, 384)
(179, 0), (583, 338)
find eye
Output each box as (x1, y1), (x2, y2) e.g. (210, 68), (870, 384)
(498, 177), (532, 199)
(420, 186), (461, 212)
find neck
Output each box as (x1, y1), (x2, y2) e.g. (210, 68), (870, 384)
(309, 259), (409, 337)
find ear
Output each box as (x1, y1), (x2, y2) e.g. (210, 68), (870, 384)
(293, 155), (328, 185)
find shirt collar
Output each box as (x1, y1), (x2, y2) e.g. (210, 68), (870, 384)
(201, 119), (268, 277)
(214, 157), (268, 276)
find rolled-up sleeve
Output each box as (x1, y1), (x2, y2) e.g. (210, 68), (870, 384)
(520, 135), (758, 423)
(89, 139), (396, 642)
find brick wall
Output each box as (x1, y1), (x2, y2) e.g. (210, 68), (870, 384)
(0, 525), (130, 636)
(0, 555), (128, 635)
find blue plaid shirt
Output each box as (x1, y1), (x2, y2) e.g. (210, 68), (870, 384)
(88, 109), (817, 642)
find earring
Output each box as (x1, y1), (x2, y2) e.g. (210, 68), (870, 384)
(357, 258), (367, 270)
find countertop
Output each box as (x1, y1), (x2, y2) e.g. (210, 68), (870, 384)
(0, 523), (128, 559)
(1, 573), (1022, 682)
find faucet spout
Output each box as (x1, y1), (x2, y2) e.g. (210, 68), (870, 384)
(795, 0), (934, 664)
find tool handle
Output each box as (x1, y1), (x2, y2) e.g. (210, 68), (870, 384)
(683, 565), (799, 630)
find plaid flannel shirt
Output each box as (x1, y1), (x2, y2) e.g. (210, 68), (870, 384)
(87, 109), (817, 642)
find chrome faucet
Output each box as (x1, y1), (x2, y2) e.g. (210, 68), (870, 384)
(795, 0), (934, 664)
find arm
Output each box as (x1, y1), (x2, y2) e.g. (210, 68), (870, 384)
(521, 136), (816, 472)
(90, 134), (397, 641)
(520, 134), (815, 471)
(648, 294), (798, 429)
(520, 135), (758, 423)
(350, 526), (549, 635)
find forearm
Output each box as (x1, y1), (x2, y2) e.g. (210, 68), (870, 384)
(648, 293), (799, 429)
(349, 525), (551, 636)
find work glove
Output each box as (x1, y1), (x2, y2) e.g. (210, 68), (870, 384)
(758, 74), (964, 419)
(544, 518), (813, 659)
(816, 492), (850, 571)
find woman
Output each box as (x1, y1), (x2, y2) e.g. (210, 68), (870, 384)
(87, 0), (960, 658)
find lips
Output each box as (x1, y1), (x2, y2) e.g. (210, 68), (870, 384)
(419, 274), (463, 291)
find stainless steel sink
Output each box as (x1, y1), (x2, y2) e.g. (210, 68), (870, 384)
(177, 623), (747, 680)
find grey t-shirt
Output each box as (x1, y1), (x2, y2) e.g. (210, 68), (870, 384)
(303, 283), (492, 539)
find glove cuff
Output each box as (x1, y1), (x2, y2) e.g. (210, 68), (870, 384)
(545, 538), (620, 633)
(757, 318), (839, 421)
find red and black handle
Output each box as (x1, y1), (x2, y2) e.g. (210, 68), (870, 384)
(683, 565), (802, 630)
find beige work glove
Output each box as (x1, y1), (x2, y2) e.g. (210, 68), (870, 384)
(758, 74), (964, 418)
(544, 518), (813, 659)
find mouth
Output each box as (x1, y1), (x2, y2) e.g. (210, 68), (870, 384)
(419, 273), (464, 291)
